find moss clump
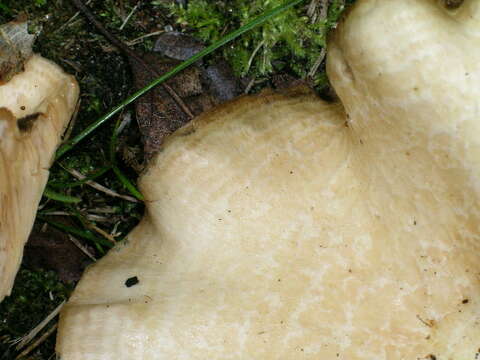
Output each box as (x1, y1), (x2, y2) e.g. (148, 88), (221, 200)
(0, 269), (72, 359)
(169, 0), (353, 85)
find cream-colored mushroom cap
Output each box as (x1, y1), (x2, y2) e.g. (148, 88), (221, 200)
(57, 0), (480, 358)
(0, 54), (79, 300)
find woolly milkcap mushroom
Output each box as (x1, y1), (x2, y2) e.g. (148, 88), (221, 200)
(57, 0), (480, 358)
(0, 22), (79, 300)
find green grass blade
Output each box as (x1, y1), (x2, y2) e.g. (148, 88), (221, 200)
(55, 0), (306, 159)
(37, 216), (112, 249)
(43, 188), (82, 203)
(111, 165), (144, 200)
(109, 117), (145, 200)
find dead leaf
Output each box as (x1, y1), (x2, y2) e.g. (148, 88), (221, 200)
(130, 54), (207, 161)
(23, 221), (93, 283)
(131, 30), (243, 161)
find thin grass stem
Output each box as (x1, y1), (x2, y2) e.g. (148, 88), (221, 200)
(55, 0), (305, 159)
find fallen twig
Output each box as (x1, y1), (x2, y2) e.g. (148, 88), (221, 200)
(85, 221), (117, 244)
(68, 234), (97, 261)
(119, 1), (140, 31)
(15, 323), (58, 360)
(15, 301), (65, 351)
(308, 47), (326, 78)
(55, 0), (93, 33)
(65, 167), (140, 203)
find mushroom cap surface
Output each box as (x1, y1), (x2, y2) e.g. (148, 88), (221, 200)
(0, 55), (79, 300)
(57, 0), (480, 358)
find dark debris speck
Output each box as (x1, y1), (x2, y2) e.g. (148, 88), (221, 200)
(125, 276), (139, 288)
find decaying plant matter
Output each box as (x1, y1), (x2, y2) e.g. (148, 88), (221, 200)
(0, 22), (79, 301)
(57, 0), (480, 358)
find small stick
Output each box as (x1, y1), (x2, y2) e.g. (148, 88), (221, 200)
(119, 1), (140, 31)
(55, 0), (93, 33)
(71, 0), (194, 119)
(244, 77), (256, 94)
(246, 40), (265, 74)
(15, 323), (58, 360)
(308, 47), (326, 78)
(83, 219), (117, 244)
(15, 301), (65, 351)
(128, 30), (165, 46)
(68, 234), (97, 261)
(65, 167), (140, 203)
(307, 0), (329, 78)
(307, 0), (320, 18)
(102, 30), (167, 51)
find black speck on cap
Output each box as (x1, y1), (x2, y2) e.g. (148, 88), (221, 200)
(125, 276), (139, 288)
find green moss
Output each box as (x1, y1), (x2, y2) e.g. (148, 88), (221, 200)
(0, 269), (72, 359)
(168, 0), (354, 86)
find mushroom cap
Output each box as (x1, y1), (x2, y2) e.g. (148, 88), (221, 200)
(0, 55), (79, 300)
(57, 0), (480, 358)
